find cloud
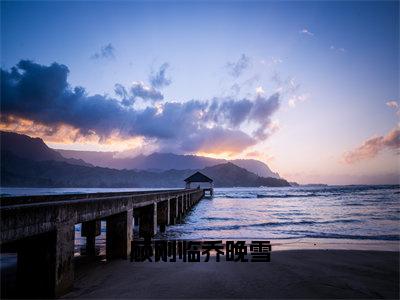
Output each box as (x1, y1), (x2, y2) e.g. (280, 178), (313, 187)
(245, 150), (261, 158)
(130, 81), (164, 103)
(226, 54), (250, 78)
(271, 72), (309, 108)
(342, 127), (400, 164)
(149, 63), (171, 88)
(241, 74), (261, 89)
(250, 94), (280, 140)
(300, 28), (314, 36)
(114, 83), (134, 106)
(217, 98), (253, 127)
(179, 127), (257, 154)
(1, 60), (281, 155)
(288, 93), (309, 108)
(387, 100), (400, 116)
(91, 43), (115, 60)
(386, 100), (399, 109)
(114, 83), (129, 99)
(114, 81), (164, 105)
(206, 93), (280, 140)
(271, 72), (300, 95)
(256, 86), (265, 95)
(230, 83), (241, 95)
(330, 45), (346, 53)
(260, 57), (283, 66)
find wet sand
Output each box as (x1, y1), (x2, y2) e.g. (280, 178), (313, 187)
(64, 250), (399, 299)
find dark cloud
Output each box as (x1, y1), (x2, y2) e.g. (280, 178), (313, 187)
(226, 54), (250, 78)
(207, 93), (280, 139)
(251, 94), (279, 122)
(1, 60), (281, 154)
(250, 93), (280, 139)
(114, 83), (128, 99)
(114, 83), (135, 106)
(149, 63), (171, 88)
(133, 100), (208, 139)
(91, 43), (115, 60)
(180, 127), (257, 154)
(218, 98), (253, 127)
(114, 81), (164, 105)
(2, 60), (131, 139)
(130, 81), (164, 103)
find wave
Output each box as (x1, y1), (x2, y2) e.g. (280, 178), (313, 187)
(190, 228), (400, 241)
(223, 195), (254, 199)
(256, 193), (318, 198)
(343, 203), (364, 206)
(216, 188), (399, 200)
(202, 217), (237, 221)
(301, 233), (400, 241)
(217, 191), (373, 199)
(193, 219), (362, 231)
(247, 219), (361, 227)
(217, 192), (322, 199)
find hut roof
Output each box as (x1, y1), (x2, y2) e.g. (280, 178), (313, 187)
(184, 171), (213, 183)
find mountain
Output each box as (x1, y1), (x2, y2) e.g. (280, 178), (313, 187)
(1, 151), (290, 188)
(129, 153), (227, 172)
(53, 149), (122, 168)
(56, 150), (226, 171)
(0, 131), (92, 167)
(57, 150), (280, 178)
(230, 159), (280, 178)
(1, 131), (289, 187)
(201, 162), (287, 187)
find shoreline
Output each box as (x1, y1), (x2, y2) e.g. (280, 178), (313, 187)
(267, 237), (400, 251)
(61, 249), (399, 299)
(72, 237), (400, 256)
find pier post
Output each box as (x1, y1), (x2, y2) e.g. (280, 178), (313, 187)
(106, 210), (133, 260)
(157, 199), (170, 232)
(81, 220), (100, 256)
(177, 195), (183, 223)
(54, 222), (75, 297)
(169, 198), (178, 224)
(138, 203), (157, 238)
(16, 222), (75, 298)
(133, 210), (140, 226)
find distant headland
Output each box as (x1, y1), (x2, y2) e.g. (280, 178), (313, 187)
(1, 131), (291, 188)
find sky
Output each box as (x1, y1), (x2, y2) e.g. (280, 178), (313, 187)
(1, 1), (399, 184)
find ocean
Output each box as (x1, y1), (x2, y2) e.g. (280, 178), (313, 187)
(162, 185), (400, 241)
(1, 185), (399, 254)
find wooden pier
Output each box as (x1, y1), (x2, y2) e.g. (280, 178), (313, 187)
(0, 188), (204, 298)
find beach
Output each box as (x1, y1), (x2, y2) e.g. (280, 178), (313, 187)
(63, 249), (399, 299)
